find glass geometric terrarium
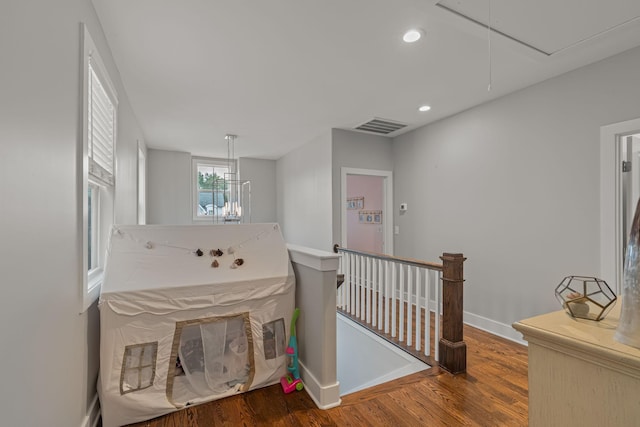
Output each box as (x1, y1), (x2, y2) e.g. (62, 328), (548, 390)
(554, 275), (617, 321)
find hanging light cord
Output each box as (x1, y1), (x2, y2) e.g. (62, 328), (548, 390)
(487, 0), (492, 92)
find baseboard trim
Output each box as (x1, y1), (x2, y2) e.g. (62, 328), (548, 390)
(463, 311), (527, 346)
(299, 361), (341, 409)
(80, 394), (101, 427)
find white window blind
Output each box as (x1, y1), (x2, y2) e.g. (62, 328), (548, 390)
(88, 58), (115, 186)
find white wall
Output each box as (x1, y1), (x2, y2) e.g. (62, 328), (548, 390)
(331, 129), (393, 245)
(116, 108), (146, 225)
(393, 45), (640, 341)
(277, 132), (333, 250)
(238, 157), (277, 223)
(147, 148), (192, 225)
(0, 1), (144, 426)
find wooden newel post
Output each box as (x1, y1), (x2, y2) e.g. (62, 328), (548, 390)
(438, 252), (467, 374)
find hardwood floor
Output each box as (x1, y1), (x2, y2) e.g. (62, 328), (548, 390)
(128, 322), (529, 427)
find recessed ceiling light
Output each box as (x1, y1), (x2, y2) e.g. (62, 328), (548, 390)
(418, 105), (431, 112)
(403, 29), (423, 43)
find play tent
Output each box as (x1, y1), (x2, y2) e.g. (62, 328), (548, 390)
(97, 224), (294, 427)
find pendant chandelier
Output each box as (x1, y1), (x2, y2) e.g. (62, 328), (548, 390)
(216, 134), (251, 223)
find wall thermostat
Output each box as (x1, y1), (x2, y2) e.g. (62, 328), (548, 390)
(400, 203), (408, 211)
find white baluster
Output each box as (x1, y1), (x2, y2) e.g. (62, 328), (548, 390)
(346, 254), (350, 313)
(371, 258), (377, 328)
(378, 258), (383, 330)
(384, 260), (390, 334)
(435, 270), (442, 362)
(350, 253), (355, 313)
(343, 252), (349, 311)
(355, 255), (361, 318)
(361, 256), (367, 321)
(425, 269), (431, 357)
(338, 252), (347, 310)
(407, 265), (413, 347)
(350, 254), (355, 314)
(391, 262), (397, 338)
(365, 257), (371, 323)
(399, 264), (405, 342)
(415, 267), (422, 352)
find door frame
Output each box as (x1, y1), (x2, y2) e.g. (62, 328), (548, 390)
(600, 117), (640, 294)
(341, 167), (393, 255)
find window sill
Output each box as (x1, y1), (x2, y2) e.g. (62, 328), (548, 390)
(192, 216), (222, 223)
(82, 269), (103, 313)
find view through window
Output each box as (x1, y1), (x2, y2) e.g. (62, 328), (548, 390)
(194, 160), (230, 219)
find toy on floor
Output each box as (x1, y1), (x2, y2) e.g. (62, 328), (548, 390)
(280, 308), (304, 393)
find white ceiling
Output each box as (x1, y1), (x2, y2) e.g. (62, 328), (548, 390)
(91, 0), (640, 160)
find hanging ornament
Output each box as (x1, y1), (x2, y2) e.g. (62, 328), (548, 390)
(210, 248), (223, 257)
(230, 258), (245, 269)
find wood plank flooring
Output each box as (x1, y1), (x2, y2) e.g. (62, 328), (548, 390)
(127, 321), (529, 427)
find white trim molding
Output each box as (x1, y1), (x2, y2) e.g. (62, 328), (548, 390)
(80, 394), (100, 427)
(299, 361), (341, 410)
(463, 311), (528, 346)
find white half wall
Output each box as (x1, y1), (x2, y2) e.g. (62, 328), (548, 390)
(392, 45), (640, 336)
(0, 1), (144, 426)
(288, 245), (341, 409)
(277, 132), (333, 251)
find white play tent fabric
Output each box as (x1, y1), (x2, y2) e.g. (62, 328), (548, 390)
(98, 224), (294, 427)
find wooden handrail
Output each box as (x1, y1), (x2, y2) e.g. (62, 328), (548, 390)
(333, 244), (443, 272)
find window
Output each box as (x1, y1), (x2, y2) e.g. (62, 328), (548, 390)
(87, 182), (99, 271)
(192, 157), (231, 222)
(262, 318), (286, 360)
(82, 24), (118, 311)
(120, 342), (158, 394)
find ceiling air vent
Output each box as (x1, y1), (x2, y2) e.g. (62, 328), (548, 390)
(355, 118), (408, 135)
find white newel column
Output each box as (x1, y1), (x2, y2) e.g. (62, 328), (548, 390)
(287, 244), (341, 409)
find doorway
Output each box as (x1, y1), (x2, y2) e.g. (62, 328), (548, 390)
(621, 134), (640, 257)
(600, 118), (640, 294)
(341, 168), (393, 255)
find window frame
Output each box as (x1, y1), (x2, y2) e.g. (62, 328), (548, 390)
(87, 181), (100, 273)
(192, 157), (233, 222)
(81, 24), (118, 312)
(137, 140), (146, 225)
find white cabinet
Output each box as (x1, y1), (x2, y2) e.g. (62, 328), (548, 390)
(513, 303), (640, 427)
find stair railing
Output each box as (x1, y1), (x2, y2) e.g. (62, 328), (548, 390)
(333, 245), (467, 374)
